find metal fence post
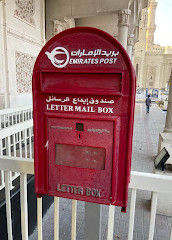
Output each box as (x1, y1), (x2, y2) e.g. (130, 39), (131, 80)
(85, 202), (102, 240)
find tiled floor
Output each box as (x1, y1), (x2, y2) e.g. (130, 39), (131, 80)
(29, 103), (172, 240)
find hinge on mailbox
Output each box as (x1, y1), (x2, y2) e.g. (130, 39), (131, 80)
(44, 140), (49, 150)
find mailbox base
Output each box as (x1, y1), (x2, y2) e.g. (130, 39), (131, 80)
(36, 193), (44, 198)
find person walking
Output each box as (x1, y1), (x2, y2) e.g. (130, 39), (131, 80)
(145, 95), (151, 113)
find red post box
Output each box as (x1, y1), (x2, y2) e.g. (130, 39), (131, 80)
(32, 27), (136, 209)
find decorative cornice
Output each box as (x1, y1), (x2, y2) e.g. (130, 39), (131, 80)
(53, 18), (75, 35)
(118, 9), (131, 27)
(14, 0), (35, 26)
(127, 34), (134, 46)
(7, 27), (44, 47)
(149, 2), (158, 8)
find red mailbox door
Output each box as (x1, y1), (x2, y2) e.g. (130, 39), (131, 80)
(48, 117), (114, 204)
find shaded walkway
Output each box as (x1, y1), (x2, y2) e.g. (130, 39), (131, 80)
(132, 103), (166, 172)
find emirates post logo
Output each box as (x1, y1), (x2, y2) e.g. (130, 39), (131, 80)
(45, 47), (69, 68)
(45, 46), (119, 68)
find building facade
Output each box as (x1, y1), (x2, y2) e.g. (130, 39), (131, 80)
(0, 0), (149, 109)
(134, 0), (172, 95)
(0, 0), (45, 109)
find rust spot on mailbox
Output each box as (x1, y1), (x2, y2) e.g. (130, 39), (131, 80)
(32, 27), (136, 208)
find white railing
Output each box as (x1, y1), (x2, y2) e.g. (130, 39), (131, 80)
(0, 105), (33, 129)
(1, 156), (34, 240)
(1, 156), (172, 240)
(0, 105), (33, 190)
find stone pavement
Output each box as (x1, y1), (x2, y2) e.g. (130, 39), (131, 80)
(131, 102), (166, 172)
(29, 103), (172, 240)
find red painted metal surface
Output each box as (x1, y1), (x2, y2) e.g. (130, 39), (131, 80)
(32, 27), (136, 208)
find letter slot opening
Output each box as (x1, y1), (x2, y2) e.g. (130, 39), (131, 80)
(41, 72), (122, 95)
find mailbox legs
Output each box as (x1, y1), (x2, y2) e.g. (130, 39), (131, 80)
(85, 202), (102, 240)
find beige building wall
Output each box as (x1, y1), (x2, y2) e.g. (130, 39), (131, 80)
(75, 14), (118, 39)
(0, 0), (45, 108)
(143, 54), (164, 89)
(134, 0), (172, 92)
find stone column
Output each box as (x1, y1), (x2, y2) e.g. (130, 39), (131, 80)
(0, 0), (10, 108)
(127, 34), (134, 60)
(164, 71), (172, 132)
(0, 3), (4, 109)
(118, 9), (131, 50)
(139, 49), (145, 88)
(146, 0), (157, 51)
(132, 47), (135, 64)
(156, 70), (172, 216)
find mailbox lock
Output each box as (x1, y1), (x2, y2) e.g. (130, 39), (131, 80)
(76, 123), (84, 131)
(76, 123), (84, 139)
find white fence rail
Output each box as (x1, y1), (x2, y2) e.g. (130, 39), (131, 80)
(0, 105), (33, 190)
(1, 156), (172, 240)
(0, 105), (33, 129)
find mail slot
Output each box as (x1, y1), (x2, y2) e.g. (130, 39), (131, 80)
(41, 72), (122, 95)
(32, 27), (136, 208)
